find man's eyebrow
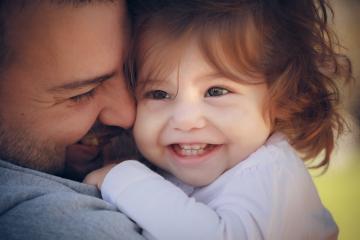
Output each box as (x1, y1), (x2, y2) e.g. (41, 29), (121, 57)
(49, 72), (116, 92)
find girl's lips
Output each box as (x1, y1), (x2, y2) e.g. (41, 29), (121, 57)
(168, 143), (222, 165)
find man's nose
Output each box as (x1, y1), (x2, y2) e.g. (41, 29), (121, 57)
(98, 78), (136, 129)
(170, 100), (206, 132)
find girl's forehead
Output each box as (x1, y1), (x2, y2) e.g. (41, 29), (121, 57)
(136, 18), (265, 86)
(137, 34), (195, 82)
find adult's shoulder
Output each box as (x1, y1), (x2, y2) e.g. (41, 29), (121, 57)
(0, 160), (145, 240)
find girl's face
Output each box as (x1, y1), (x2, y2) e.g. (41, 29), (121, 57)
(133, 41), (271, 187)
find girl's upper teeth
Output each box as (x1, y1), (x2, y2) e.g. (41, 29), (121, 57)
(179, 143), (207, 150)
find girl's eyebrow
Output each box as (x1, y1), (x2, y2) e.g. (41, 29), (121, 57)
(136, 78), (164, 85)
(137, 73), (227, 87)
(193, 72), (238, 84)
(197, 72), (224, 81)
(199, 71), (264, 85)
(135, 78), (171, 92)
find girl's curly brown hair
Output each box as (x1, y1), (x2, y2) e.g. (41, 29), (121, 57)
(128, 0), (353, 170)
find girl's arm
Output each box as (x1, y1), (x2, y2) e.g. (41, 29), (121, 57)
(89, 160), (253, 240)
(84, 155), (338, 240)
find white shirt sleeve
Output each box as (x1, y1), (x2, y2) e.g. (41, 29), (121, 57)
(101, 137), (338, 240)
(101, 160), (250, 240)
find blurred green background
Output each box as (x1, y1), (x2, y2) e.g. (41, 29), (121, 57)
(312, 1), (360, 240)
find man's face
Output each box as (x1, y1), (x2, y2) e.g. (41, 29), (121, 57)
(0, 1), (135, 177)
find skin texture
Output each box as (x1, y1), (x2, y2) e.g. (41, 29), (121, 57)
(0, 1), (135, 179)
(133, 41), (271, 186)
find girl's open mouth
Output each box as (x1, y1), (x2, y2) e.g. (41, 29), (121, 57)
(170, 143), (220, 158)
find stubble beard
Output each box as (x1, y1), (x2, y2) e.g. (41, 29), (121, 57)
(0, 119), (65, 175)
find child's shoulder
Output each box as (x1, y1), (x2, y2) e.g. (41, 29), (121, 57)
(218, 133), (313, 192)
(195, 133), (319, 202)
(232, 133), (303, 172)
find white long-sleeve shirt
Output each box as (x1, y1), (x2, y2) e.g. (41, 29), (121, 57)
(101, 134), (338, 240)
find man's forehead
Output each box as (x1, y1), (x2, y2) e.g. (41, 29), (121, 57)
(4, 0), (127, 87)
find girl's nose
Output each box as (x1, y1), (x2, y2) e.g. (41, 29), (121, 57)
(170, 101), (206, 132)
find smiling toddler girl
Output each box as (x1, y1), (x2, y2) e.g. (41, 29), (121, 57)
(85, 1), (352, 239)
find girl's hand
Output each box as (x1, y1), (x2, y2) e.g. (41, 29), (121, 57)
(83, 163), (117, 189)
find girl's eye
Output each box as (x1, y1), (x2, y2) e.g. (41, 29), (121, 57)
(69, 89), (96, 103)
(205, 87), (229, 97)
(145, 90), (170, 100)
